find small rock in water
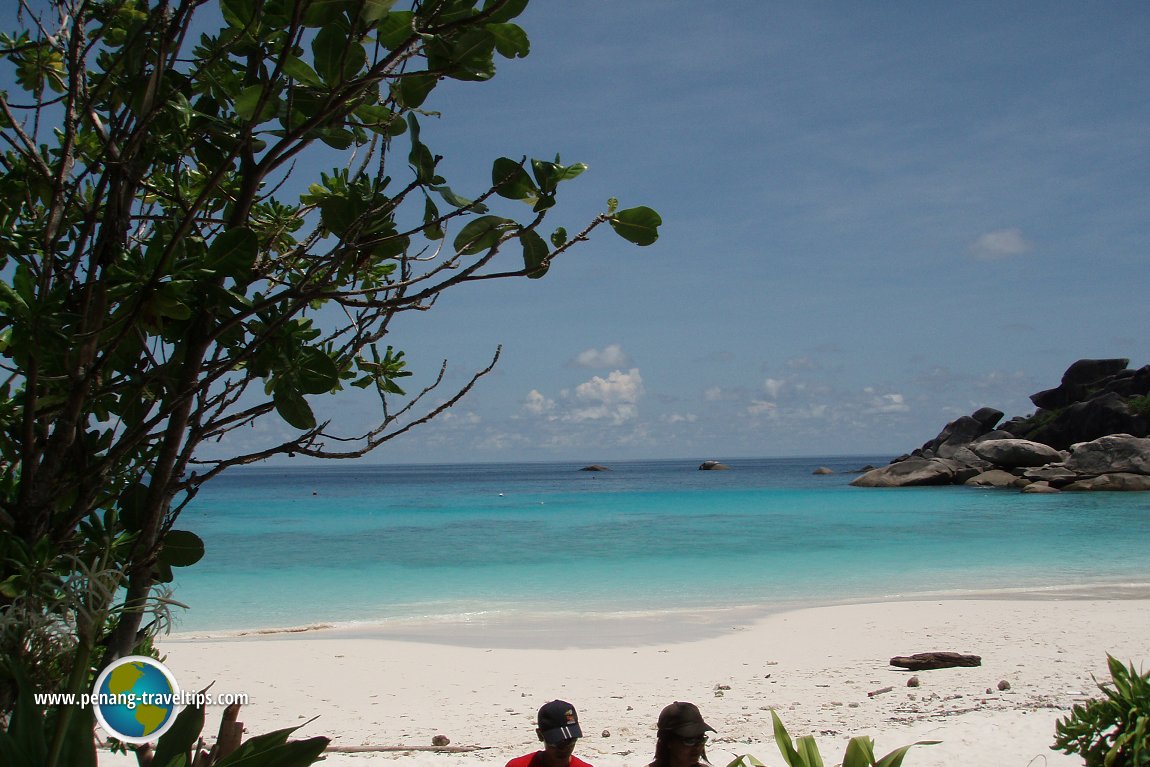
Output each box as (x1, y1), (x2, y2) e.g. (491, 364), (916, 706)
(432, 735), (450, 747)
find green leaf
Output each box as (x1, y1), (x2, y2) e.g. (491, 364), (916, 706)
(0, 281), (30, 317)
(795, 735), (823, 767)
(158, 530), (206, 568)
(377, 11), (415, 48)
(150, 702), (206, 767)
(213, 721), (327, 767)
(772, 712), (803, 767)
(393, 73), (437, 108)
(0, 663), (48, 766)
(151, 283), (192, 321)
(313, 25), (366, 84)
(301, 0), (349, 26)
(53, 703), (97, 767)
(354, 104), (405, 136)
(220, 0), (258, 28)
(609, 206), (662, 246)
(318, 127), (355, 150)
(558, 162), (588, 181)
(873, 741), (940, 767)
(235, 85), (279, 123)
(274, 388), (316, 431)
(842, 736), (876, 767)
(216, 735), (331, 767)
(531, 159), (561, 193)
(281, 56), (324, 87)
(489, 23), (529, 58)
(492, 157), (537, 201)
(432, 184), (486, 212)
(550, 227), (568, 248)
(426, 28), (497, 81)
(724, 757), (766, 767)
(453, 216), (511, 255)
(520, 228), (549, 278)
(482, 0), (529, 23)
(359, 0), (397, 24)
(423, 197), (444, 240)
(407, 114), (437, 182)
(297, 348), (340, 395)
(206, 227), (258, 275)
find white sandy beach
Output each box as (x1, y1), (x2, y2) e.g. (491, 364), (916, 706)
(99, 597), (1150, 767)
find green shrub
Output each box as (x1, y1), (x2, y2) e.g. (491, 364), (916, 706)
(726, 711), (937, 767)
(1053, 655), (1150, 767)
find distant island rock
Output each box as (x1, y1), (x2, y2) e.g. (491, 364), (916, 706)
(852, 358), (1150, 492)
(812, 467), (835, 475)
(699, 460), (732, 470)
(580, 464), (611, 472)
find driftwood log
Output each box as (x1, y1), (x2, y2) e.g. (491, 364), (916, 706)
(325, 745), (492, 753)
(890, 652), (982, 671)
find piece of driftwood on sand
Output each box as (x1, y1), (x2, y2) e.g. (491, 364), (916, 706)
(890, 651), (982, 670)
(325, 745), (493, 753)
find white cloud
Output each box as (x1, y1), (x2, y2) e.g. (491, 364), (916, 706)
(747, 400), (778, 416)
(437, 411), (482, 425)
(568, 403), (639, 424)
(523, 369), (644, 426)
(662, 413), (698, 424)
(523, 389), (555, 415)
(572, 343), (631, 369)
(867, 392), (910, 414)
(763, 377), (786, 399)
(704, 386), (725, 402)
(575, 368), (644, 405)
(970, 228), (1033, 260)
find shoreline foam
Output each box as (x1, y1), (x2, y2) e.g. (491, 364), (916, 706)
(164, 579), (1150, 649)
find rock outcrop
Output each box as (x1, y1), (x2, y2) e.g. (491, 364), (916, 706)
(852, 358), (1150, 492)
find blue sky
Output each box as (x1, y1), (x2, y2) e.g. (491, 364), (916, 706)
(15, 1), (1130, 465)
(297, 0), (1150, 465)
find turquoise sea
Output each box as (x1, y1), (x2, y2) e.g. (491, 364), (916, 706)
(168, 456), (1150, 635)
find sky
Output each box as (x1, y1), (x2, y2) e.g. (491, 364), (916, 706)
(288, 0), (1150, 465)
(18, 1), (1146, 466)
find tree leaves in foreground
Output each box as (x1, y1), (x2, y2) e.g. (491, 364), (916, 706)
(0, 0), (660, 762)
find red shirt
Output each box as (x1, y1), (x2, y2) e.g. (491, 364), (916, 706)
(506, 753), (595, 767)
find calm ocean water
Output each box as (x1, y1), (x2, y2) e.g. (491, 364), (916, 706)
(168, 457), (1150, 633)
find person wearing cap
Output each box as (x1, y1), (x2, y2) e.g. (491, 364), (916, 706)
(505, 700), (594, 767)
(647, 701), (716, 767)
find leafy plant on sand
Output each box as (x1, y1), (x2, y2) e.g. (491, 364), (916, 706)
(140, 701), (329, 767)
(0, 0), (659, 764)
(725, 711), (938, 767)
(1053, 655), (1150, 767)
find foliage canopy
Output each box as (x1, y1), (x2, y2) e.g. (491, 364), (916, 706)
(0, 0), (660, 758)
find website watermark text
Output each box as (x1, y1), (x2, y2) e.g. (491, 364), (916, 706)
(35, 690), (249, 710)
